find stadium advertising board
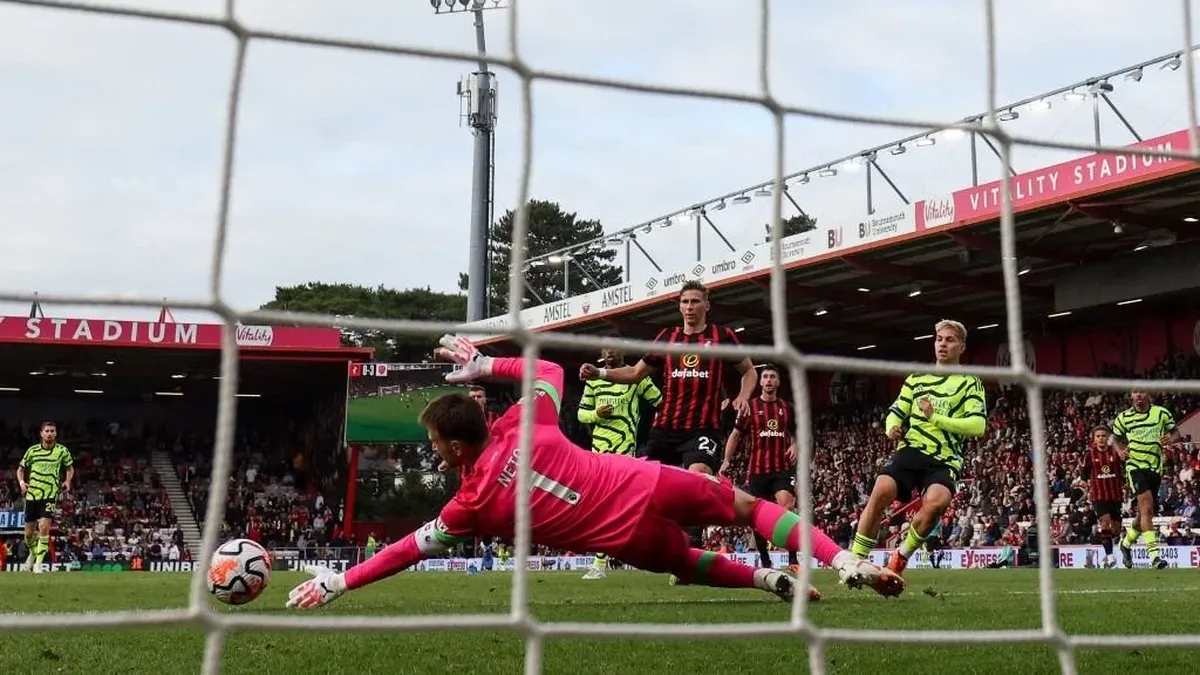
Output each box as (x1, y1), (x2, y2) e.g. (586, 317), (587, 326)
(464, 126), (1199, 341)
(465, 204), (917, 338)
(0, 509), (25, 530)
(0, 316), (342, 350)
(346, 362), (462, 443)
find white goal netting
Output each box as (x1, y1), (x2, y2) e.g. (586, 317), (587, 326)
(4, 1), (1200, 674)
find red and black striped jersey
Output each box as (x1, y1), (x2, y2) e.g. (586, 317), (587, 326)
(642, 323), (740, 431)
(1084, 444), (1124, 504)
(736, 397), (794, 475)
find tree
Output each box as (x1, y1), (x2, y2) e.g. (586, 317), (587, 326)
(260, 282), (466, 361)
(458, 200), (624, 313)
(763, 213), (818, 243)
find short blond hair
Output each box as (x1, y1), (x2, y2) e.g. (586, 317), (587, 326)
(935, 319), (967, 342)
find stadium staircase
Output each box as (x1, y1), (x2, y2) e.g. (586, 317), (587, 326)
(150, 451), (204, 557)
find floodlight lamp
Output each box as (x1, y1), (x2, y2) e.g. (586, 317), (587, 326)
(817, 167), (837, 177)
(547, 255), (564, 264)
(1087, 81), (1114, 95)
(914, 136), (935, 147)
(458, 0), (470, 6)
(797, 173), (810, 184)
(997, 110), (1019, 122)
(712, 199), (726, 210)
(754, 187), (771, 197)
(443, 0), (456, 9)
(430, 0), (440, 8)
(732, 195), (751, 205)
(1162, 56), (1182, 71)
(1124, 68), (1143, 82)
(1028, 99), (1051, 112)
(890, 145), (906, 155)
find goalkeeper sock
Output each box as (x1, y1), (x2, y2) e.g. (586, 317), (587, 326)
(851, 532), (876, 559)
(1122, 525), (1140, 548)
(787, 548), (799, 567)
(897, 525), (928, 559)
(675, 549), (755, 588)
(592, 553), (607, 571)
(748, 500), (840, 567)
(1101, 536), (1114, 556)
(752, 532), (772, 568)
(1144, 530), (1160, 561)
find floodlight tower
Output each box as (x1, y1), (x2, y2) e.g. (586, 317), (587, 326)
(433, 0), (507, 322)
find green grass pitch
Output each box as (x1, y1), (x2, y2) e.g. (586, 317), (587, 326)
(345, 385), (463, 442)
(1, 569), (1198, 674)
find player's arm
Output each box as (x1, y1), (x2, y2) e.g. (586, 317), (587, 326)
(637, 377), (663, 408)
(16, 448), (31, 493)
(725, 327), (755, 415)
(926, 377), (987, 438)
(61, 448), (74, 491)
(1159, 407), (1181, 445)
(1110, 415), (1130, 460)
(435, 335), (563, 424)
(596, 359), (655, 385)
(884, 376), (915, 436)
(577, 380), (600, 424)
(286, 500), (474, 609)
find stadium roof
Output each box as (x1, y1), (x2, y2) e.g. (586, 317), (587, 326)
(469, 126), (1200, 358)
(0, 343), (347, 399)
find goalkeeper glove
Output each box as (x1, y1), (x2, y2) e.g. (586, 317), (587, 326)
(435, 334), (493, 384)
(285, 565), (347, 610)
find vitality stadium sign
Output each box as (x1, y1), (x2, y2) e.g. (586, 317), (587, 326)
(0, 317), (343, 350)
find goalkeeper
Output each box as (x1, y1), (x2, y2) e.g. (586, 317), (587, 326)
(286, 336), (904, 610)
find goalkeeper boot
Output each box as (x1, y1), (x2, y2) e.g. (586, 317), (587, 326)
(1152, 557), (1169, 570)
(1119, 542), (1134, 569)
(886, 550), (909, 577)
(838, 558), (906, 598)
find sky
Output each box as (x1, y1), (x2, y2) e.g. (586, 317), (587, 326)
(0, 0), (1198, 324)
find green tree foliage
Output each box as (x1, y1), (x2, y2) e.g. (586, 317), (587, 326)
(458, 199), (624, 313)
(260, 282), (466, 361)
(763, 213), (819, 243)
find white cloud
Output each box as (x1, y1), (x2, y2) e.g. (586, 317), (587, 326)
(0, 0), (1195, 323)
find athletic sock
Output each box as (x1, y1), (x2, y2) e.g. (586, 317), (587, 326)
(749, 499), (841, 567)
(851, 532), (876, 559)
(752, 532), (772, 568)
(1144, 530), (1160, 561)
(1101, 536), (1114, 556)
(676, 549), (755, 588)
(1122, 525), (1140, 548)
(787, 548), (799, 567)
(897, 525), (928, 559)
(34, 535), (47, 564)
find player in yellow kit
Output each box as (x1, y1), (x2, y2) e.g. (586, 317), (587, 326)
(17, 421), (74, 573)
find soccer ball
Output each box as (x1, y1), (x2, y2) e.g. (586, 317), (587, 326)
(207, 538), (271, 605)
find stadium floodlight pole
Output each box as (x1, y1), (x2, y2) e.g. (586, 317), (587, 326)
(520, 47), (1194, 276)
(433, 0), (509, 322)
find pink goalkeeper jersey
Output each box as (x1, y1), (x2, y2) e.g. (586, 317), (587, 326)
(437, 359), (662, 553)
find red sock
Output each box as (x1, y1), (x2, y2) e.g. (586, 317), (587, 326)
(750, 499), (842, 567)
(674, 549), (756, 588)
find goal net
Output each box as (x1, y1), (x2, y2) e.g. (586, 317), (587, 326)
(3, 1), (1200, 674)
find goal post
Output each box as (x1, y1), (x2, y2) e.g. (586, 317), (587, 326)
(3, 1), (1200, 675)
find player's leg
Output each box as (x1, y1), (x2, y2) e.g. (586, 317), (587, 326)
(773, 480), (800, 569)
(1134, 475), (1165, 568)
(851, 471), (902, 560)
(648, 464), (903, 597)
(890, 483), (953, 576)
(21, 501), (38, 572)
(35, 511), (53, 572)
(613, 514), (796, 601)
(1096, 508), (1116, 568)
(581, 552), (607, 580)
(681, 431), (721, 475)
(745, 474), (775, 568)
